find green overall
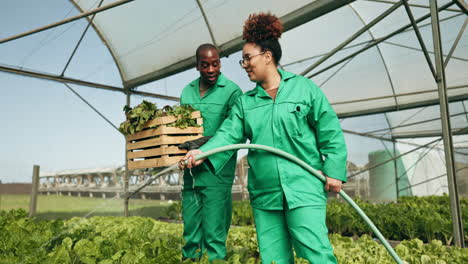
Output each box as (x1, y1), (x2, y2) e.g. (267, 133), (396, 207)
(200, 69), (347, 264)
(180, 73), (242, 260)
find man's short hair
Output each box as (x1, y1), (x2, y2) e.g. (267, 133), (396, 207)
(196, 43), (219, 62)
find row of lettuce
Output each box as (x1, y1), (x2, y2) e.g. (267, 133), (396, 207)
(1, 209), (467, 264)
(166, 195), (468, 245)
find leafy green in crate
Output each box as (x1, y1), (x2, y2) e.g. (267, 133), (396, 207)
(119, 101), (200, 135)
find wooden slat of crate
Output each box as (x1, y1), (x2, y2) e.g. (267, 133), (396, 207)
(125, 111), (204, 169)
(126, 126), (203, 141)
(128, 146), (185, 160)
(127, 135), (202, 151)
(128, 156), (183, 170)
(145, 111), (201, 128)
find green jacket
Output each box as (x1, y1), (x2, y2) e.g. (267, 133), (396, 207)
(180, 73), (243, 188)
(200, 69), (347, 209)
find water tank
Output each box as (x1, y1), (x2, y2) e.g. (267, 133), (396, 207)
(368, 150), (412, 202)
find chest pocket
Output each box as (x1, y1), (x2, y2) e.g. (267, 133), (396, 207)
(286, 103), (309, 137)
(199, 104), (228, 136)
(199, 103), (227, 115)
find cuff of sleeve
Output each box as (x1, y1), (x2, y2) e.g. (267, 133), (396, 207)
(200, 145), (234, 175)
(322, 159), (347, 183)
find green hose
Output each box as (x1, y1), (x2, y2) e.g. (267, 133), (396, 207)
(192, 143), (404, 264)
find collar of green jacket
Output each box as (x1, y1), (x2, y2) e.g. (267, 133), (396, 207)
(245, 69), (296, 97)
(189, 72), (228, 89)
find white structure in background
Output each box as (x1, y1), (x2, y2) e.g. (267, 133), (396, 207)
(399, 137), (468, 196)
(38, 165), (247, 200)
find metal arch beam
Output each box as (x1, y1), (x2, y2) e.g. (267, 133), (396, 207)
(300, 0), (403, 76)
(463, 101), (468, 125)
(318, 52), (357, 88)
(399, 166), (468, 192)
(63, 83), (121, 133)
(343, 129), (451, 158)
(195, 0), (217, 46)
(347, 138), (442, 180)
(334, 84), (467, 105)
(343, 129), (394, 143)
(364, 0), (463, 13)
(0, 65), (179, 101)
(0, 0), (135, 44)
(283, 40), (372, 67)
(393, 129), (468, 139)
(68, 0), (128, 88)
(282, 13), (463, 68)
(306, 1), (456, 79)
(124, 0), (356, 89)
(335, 85), (468, 118)
(349, 5), (399, 109)
(343, 128), (468, 155)
(326, 5), (402, 148)
(379, 106), (427, 136)
(337, 94), (468, 118)
(409, 12), (464, 32)
(444, 17), (468, 68)
(62, 0), (105, 77)
(402, 0), (437, 80)
(383, 41), (468, 63)
(282, 36), (467, 69)
(364, 111), (468, 135)
(452, 0), (468, 14)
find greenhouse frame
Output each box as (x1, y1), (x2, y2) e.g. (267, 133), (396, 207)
(1, 0), (467, 248)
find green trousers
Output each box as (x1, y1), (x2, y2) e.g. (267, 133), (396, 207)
(253, 205), (337, 264)
(182, 186), (232, 261)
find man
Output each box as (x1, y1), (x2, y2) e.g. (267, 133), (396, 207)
(179, 43), (243, 261)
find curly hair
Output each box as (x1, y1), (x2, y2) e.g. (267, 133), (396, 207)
(242, 13), (283, 64)
(243, 13), (283, 42)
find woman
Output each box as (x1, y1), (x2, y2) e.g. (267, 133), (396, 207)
(182, 13), (347, 264)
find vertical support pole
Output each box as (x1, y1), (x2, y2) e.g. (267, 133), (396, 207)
(430, 0), (465, 248)
(112, 172), (118, 187)
(393, 140), (400, 199)
(29, 165), (40, 217)
(124, 92), (130, 217)
(159, 174), (166, 201)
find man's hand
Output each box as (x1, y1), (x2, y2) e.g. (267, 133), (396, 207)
(325, 176), (342, 193)
(179, 149), (205, 169)
(178, 136), (212, 150)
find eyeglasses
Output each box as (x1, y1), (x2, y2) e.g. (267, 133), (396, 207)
(238, 52), (265, 67)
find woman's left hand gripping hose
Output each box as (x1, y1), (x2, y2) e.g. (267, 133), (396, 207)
(178, 137), (211, 170)
(179, 149), (205, 170)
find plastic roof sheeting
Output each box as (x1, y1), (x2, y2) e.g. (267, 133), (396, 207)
(281, 0), (467, 117)
(72, 0), (467, 120)
(356, 101), (468, 139)
(70, 0), (467, 138)
(72, 0), (350, 87)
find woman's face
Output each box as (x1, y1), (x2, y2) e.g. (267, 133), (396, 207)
(241, 42), (267, 83)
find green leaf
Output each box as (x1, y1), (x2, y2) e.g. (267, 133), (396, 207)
(47, 245), (71, 264)
(62, 237), (73, 251)
(421, 255), (432, 264)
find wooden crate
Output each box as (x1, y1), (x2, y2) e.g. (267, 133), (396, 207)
(126, 111), (203, 170)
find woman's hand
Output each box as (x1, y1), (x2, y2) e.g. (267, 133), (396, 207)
(179, 149), (205, 169)
(318, 170), (342, 193)
(325, 176), (342, 193)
